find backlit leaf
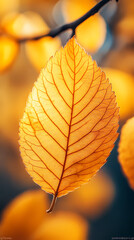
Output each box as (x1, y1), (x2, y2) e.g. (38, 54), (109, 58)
(0, 36), (19, 72)
(118, 117), (134, 190)
(19, 37), (119, 212)
(61, 0), (106, 53)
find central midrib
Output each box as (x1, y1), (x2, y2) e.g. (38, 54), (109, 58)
(55, 44), (76, 198)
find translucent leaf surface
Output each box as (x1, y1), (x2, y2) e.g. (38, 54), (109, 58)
(19, 37), (119, 211)
(118, 117), (134, 190)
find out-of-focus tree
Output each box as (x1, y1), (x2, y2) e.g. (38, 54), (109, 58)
(0, 190), (88, 240)
(55, 172), (115, 218)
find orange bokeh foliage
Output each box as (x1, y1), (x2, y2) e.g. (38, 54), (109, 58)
(116, 16), (134, 42)
(19, 37), (119, 210)
(0, 0), (19, 16)
(32, 212), (88, 240)
(1, 11), (48, 39)
(1, 11), (61, 71)
(61, 0), (106, 53)
(118, 117), (134, 190)
(0, 190), (48, 240)
(0, 190), (87, 240)
(103, 68), (134, 120)
(26, 36), (61, 71)
(0, 36), (19, 72)
(120, 0), (134, 17)
(57, 172), (115, 218)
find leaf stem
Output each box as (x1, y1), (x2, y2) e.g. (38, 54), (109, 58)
(46, 194), (57, 213)
(18, 0), (118, 42)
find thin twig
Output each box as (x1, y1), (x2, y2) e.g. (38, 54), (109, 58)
(19, 0), (118, 42)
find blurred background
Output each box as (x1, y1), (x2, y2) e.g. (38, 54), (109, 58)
(0, 0), (134, 239)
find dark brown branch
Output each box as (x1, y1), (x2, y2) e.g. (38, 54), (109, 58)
(19, 0), (118, 42)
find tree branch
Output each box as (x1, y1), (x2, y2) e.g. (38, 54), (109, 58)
(19, 0), (118, 42)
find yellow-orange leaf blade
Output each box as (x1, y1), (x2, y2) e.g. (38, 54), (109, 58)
(19, 37), (119, 212)
(118, 117), (134, 189)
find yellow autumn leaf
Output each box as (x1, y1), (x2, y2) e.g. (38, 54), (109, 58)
(118, 117), (134, 190)
(25, 36), (61, 71)
(19, 37), (119, 212)
(0, 36), (19, 72)
(61, 0), (106, 53)
(1, 11), (49, 39)
(103, 68), (134, 119)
